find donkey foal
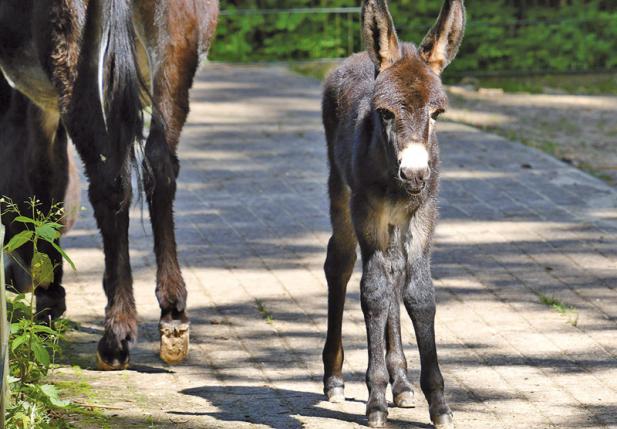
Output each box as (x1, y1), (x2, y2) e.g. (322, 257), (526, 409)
(321, 0), (465, 427)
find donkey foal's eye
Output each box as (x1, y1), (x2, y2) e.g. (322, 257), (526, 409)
(378, 108), (395, 121)
(431, 109), (445, 121)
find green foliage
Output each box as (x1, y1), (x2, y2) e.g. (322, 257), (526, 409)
(1, 198), (78, 428)
(5, 293), (71, 428)
(212, 0), (617, 76)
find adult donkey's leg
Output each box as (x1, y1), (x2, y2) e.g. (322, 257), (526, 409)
(47, 0), (145, 369)
(0, 77), (68, 319)
(32, 115), (70, 323)
(143, 40), (199, 365)
(322, 170), (357, 402)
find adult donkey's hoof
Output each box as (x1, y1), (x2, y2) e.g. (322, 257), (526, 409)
(394, 390), (415, 408)
(96, 336), (130, 371)
(367, 410), (388, 428)
(432, 411), (454, 429)
(95, 350), (129, 371)
(326, 386), (345, 403)
(160, 320), (190, 364)
(35, 286), (67, 323)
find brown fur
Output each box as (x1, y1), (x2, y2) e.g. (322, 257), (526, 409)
(0, 0), (219, 368)
(47, 0), (86, 114)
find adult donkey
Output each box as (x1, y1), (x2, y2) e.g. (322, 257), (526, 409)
(0, 0), (218, 370)
(321, 0), (465, 427)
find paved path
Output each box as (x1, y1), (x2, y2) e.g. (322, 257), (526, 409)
(58, 64), (617, 429)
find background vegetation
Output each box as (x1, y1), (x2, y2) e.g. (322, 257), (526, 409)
(212, 0), (617, 78)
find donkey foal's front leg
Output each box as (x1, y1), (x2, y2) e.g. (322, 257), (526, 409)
(404, 256), (452, 429)
(361, 251), (392, 428)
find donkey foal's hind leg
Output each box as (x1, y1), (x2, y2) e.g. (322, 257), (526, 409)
(322, 172), (357, 402)
(386, 296), (415, 408)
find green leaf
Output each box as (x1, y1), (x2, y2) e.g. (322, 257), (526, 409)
(12, 216), (36, 225)
(10, 322), (21, 334)
(11, 334), (28, 351)
(31, 251), (54, 286)
(40, 384), (70, 408)
(4, 230), (33, 252)
(51, 241), (75, 270)
(31, 324), (57, 335)
(35, 223), (61, 243)
(31, 341), (50, 366)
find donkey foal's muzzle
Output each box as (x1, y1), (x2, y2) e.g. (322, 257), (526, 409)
(398, 143), (430, 193)
(400, 166), (430, 193)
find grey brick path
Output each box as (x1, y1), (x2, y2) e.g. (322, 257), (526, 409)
(58, 64), (617, 428)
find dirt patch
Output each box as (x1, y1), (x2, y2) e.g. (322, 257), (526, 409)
(445, 86), (617, 185)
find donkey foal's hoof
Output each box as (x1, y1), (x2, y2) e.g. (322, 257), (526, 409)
(95, 351), (129, 371)
(394, 390), (415, 408)
(368, 411), (388, 428)
(326, 387), (345, 403)
(432, 412), (454, 429)
(160, 320), (190, 364)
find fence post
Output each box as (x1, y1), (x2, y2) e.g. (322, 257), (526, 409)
(0, 220), (7, 428)
(347, 12), (353, 57)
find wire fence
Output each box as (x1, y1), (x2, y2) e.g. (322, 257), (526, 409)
(212, 7), (617, 78)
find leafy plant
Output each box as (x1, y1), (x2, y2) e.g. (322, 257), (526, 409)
(1, 198), (76, 428)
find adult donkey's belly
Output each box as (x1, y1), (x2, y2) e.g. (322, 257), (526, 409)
(0, 1), (59, 112)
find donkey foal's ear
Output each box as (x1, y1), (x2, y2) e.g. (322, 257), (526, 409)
(362, 0), (401, 74)
(419, 0), (466, 75)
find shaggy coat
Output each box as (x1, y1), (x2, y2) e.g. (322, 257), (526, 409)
(321, 1), (465, 427)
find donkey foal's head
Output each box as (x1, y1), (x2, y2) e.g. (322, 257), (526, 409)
(363, 0), (465, 194)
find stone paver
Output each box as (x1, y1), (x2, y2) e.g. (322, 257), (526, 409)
(58, 64), (617, 429)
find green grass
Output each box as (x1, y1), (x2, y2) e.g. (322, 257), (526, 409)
(255, 299), (273, 324)
(538, 293), (578, 326)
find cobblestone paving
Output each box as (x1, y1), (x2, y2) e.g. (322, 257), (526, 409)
(59, 64), (617, 428)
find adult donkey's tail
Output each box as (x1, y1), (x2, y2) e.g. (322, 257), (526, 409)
(61, 0), (145, 155)
(98, 0), (145, 151)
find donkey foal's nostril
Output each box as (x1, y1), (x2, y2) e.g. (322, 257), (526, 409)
(418, 167), (430, 182)
(400, 167), (430, 184)
(400, 168), (411, 181)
